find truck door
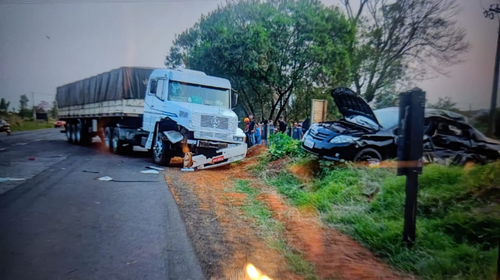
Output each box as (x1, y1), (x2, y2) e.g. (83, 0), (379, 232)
(143, 78), (167, 132)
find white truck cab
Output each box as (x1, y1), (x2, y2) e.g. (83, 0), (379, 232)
(143, 69), (247, 169)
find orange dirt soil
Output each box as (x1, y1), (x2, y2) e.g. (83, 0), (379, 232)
(166, 146), (409, 279)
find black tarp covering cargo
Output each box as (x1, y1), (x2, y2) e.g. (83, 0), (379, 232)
(56, 67), (154, 108)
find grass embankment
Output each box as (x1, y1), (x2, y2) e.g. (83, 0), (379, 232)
(10, 121), (52, 132)
(254, 134), (500, 280)
(233, 179), (317, 279)
(2, 114), (53, 132)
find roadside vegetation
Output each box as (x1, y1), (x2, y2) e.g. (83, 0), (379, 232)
(251, 133), (500, 280)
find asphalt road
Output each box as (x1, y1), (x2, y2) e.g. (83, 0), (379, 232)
(0, 129), (204, 280)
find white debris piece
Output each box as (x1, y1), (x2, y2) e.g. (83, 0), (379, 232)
(181, 168), (195, 172)
(98, 176), (113, 181)
(141, 170), (159, 174)
(0, 177), (26, 182)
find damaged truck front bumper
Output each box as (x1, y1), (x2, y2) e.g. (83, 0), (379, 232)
(189, 143), (247, 170)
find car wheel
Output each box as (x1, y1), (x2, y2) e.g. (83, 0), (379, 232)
(152, 129), (172, 166)
(353, 148), (382, 163)
(111, 127), (125, 154)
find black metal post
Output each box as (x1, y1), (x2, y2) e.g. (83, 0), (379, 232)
(402, 171), (419, 247)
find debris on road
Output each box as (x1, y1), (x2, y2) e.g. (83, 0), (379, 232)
(146, 166), (164, 171)
(181, 168), (194, 172)
(28, 156), (35, 161)
(0, 177), (26, 182)
(141, 170), (160, 174)
(12, 143), (28, 146)
(97, 176), (113, 181)
(83, 170), (100, 174)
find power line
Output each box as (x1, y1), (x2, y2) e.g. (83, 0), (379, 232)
(0, 0), (221, 4)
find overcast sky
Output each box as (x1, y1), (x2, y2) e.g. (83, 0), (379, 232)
(0, 0), (499, 111)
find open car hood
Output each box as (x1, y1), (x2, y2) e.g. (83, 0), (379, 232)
(331, 87), (380, 127)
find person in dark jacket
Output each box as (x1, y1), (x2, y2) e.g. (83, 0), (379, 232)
(302, 117), (311, 134)
(278, 116), (287, 133)
(247, 115), (256, 147)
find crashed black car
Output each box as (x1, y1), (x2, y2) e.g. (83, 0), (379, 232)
(302, 87), (500, 163)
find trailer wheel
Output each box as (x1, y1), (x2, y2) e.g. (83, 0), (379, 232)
(152, 130), (172, 166)
(74, 123), (82, 144)
(111, 128), (125, 154)
(104, 127), (113, 152)
(70, 124), (77, 143)
(66, 124), (72, 143)
(80, 123), (91, 146)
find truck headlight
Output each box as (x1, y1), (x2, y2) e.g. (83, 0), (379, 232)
(329, 135), (359, 144)
(233, 136), (245, 142)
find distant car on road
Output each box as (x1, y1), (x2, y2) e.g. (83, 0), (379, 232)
(302, 87), (500, 163)
(54, 120), (66, 128)
(0, 119), (11, 135)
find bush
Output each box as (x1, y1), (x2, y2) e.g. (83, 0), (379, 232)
(268, 133), (305, 160)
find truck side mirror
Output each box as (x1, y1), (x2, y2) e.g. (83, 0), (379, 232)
(231, 91), (238, 109)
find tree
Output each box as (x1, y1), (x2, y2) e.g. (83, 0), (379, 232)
(341, 0), (469, 102)
(0, 98), (10, 113)
(428, 96), (458, 111)
(19, 94), (31, 118)
(166, 0), (352, 121)
(51, 100), (58, 119)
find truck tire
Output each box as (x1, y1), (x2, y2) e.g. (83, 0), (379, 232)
(152, 130), (172, 166)
(80, 123), (91, 146)
(353, 148), (382, 162)
(70, 124), (77, 143)
(111, 128), (125, 154)
(75, 123), (82, 144)
(66, 124), (72, 143)
(104, 127), (113, 152)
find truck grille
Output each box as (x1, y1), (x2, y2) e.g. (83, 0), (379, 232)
(201, 115), (229, 130)
(198, 131), (230, 141)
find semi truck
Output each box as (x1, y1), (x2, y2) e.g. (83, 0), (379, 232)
(56, 67), (247, 169)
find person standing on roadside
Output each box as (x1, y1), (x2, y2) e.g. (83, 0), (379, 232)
(244, 117), (250, 146)
(255, 121), (262, 145)
(247, 114), (256, 147)
(278, 116), (287, 133)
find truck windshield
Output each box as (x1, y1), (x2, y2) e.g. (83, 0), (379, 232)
(168, 81), (230, 109)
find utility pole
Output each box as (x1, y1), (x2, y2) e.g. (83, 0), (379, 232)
(484, 5), (500, 137)
(32, 92), (36, 120)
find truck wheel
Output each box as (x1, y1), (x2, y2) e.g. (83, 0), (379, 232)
(66, 124), (72, 143)
(80, 123), (91, 146)
(353, 148), (382, 163)
(111, 128), (125, 154)
(152, 131), (172, 166)
(75, 123), (83, 144)
(104, 127), (113, 152)
(70, 124), (78, 143)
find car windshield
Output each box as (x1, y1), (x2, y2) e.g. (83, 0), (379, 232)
(167, 81), (230, 109)
(374, 108), (399, 128)
(345, 115), (378, 130)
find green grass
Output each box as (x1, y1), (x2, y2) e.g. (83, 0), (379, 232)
(233, 179), (317, 280)
(258, 159), (500, 280)
(10, 120), (52, 132)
